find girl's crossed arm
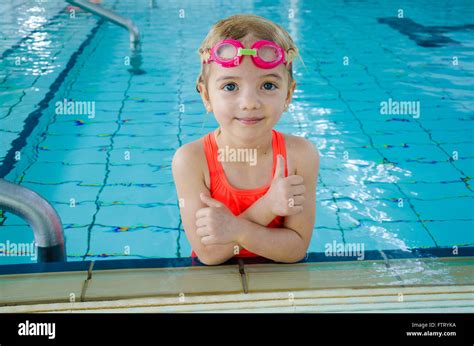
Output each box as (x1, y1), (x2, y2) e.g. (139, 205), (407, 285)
(172, 143), (237, 265)
(172, 142), (287, 265)
(195, 138), (319, 264)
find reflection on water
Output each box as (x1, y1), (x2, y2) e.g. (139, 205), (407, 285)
(389, 258), (459, 285)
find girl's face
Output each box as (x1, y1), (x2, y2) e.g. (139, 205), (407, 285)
(200, 34), (296, 142)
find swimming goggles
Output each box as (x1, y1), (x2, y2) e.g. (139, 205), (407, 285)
(203, 39), (288, 69)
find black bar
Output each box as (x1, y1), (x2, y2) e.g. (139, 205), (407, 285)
(0, 313), (472, 345)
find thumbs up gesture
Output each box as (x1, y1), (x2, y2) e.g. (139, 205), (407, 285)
(264, 155), (305, 216)
(195, 193), (238, 245)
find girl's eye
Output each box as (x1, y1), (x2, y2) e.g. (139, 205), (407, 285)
(263, 82), (277, 90)
(223, 83), (237, 91)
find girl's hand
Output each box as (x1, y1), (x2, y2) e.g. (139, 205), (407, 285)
(195, 193), (240, 246)
(263, 155), (306, 216)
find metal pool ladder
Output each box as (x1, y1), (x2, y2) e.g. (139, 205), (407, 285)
(0, 179), (66, 263)
(66, 0), (140, 48)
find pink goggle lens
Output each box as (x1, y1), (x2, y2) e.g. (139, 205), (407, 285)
(257, 44), (282, 63)
(215, 43), (238, 61)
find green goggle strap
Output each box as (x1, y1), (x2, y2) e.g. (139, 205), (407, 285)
(237, 48), (257, 56)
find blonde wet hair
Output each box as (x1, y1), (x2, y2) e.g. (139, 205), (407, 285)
(196, 14), (302, 93)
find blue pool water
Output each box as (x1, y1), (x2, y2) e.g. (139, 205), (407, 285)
(0, 0), (473, 265)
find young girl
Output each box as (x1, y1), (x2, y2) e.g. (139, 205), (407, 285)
(172, 14), (320, 265)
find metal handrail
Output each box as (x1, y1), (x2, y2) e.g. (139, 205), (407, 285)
(0, 179), (66, 263)
(66, 0), (140, 48)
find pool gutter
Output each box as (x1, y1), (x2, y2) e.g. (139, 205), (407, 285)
(0, 256), (473, 312)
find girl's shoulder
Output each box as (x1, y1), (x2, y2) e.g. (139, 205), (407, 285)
(172, 136), (206, 169)
(281, 132), (320, 171)
(172, 135), (209, 186)
(282, 132), (319, 156)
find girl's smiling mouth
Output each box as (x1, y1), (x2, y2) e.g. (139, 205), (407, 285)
(235, 116), (264, 125)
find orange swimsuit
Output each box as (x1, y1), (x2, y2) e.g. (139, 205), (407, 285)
(191, 128), (288, 259)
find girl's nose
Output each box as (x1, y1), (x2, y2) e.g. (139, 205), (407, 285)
(239, 89), (261, 110)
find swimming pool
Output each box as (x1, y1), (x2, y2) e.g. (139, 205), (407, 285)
(0, 0), (473, 268)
